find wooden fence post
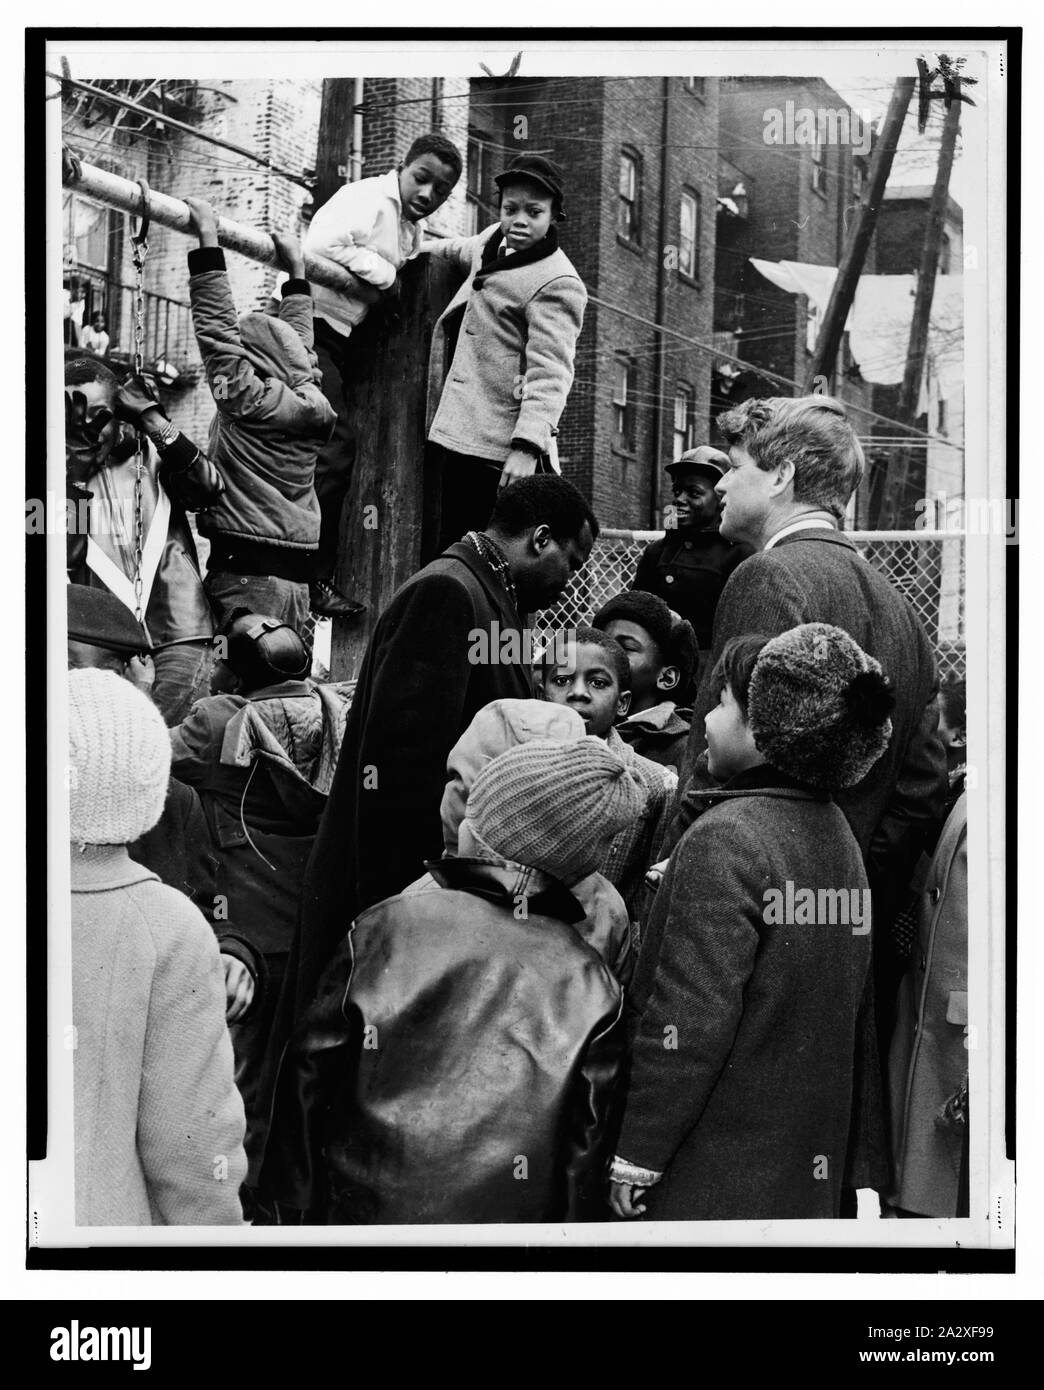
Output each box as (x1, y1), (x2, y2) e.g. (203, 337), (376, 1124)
(330, 253), (460, 680)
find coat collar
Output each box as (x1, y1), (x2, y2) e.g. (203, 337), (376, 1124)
(441, 540), (524, 627)
(425, 855), (586, 924)
(686, 762), (829, 818)
(70, 842), (159, 892)
(767, 527), (856, 553)
(475, 224), (561, 281)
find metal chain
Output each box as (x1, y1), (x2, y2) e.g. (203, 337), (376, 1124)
(131, 232), (149, 623)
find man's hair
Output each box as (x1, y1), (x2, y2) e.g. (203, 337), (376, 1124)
(716, 395), (865, 523)
(591, 589), (698, 694)
(404, 133), (463, 180)
(940, 678), (966, 733)
(489, 474), (599, 545)
(65, 352), (118, 389)
(710, 633), (773, 718)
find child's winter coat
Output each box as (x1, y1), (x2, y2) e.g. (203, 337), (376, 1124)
(425, 224), (586, 463)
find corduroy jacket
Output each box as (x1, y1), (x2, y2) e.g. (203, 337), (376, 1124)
(425, 224), (587, 462)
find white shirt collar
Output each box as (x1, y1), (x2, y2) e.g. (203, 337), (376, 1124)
(763, 517), (838, 551)
(380, 168), (403, 208)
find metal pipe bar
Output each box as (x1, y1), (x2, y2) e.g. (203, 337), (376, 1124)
(62, 159), (364, 296)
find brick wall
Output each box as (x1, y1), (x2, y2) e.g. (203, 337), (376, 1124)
(359, 76), (470, 236)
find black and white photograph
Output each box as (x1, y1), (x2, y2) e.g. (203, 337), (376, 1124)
(17, 21), (1026, 1317)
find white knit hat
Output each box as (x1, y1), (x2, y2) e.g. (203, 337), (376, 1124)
(68, 669), (171, 844)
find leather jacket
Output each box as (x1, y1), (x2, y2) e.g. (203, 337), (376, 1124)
(262, 857), (624, 1224)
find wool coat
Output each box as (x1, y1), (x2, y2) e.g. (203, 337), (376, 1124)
(425, 224), (587, 462)
(188, 247), (336, 551)
(632, 528), (753, 651)
(291, 541), (532, 1018)
(617, 766), (871, 1220)
(71, 844), (247, 1226)
(264, 858), (623, 1224)
(886, 792), (968, 1216)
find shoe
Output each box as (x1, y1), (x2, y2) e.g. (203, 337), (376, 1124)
(309, 579), (367, 620)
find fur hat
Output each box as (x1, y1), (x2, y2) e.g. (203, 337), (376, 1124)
(463, 736), (646, 884)
(747, 623), (894, 790)
(68, 669), (171, 845)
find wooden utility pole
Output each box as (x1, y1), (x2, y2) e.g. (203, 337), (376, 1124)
(313, 79), (359, 211)
(872, 95), (962, 528)
(804, 76), (915, 391)
(331, 256), (460, 680)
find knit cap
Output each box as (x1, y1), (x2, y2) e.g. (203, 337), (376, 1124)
(68, 668), (171, 844)
(747, 622), (894, 791)
(463, 736), (647, 885)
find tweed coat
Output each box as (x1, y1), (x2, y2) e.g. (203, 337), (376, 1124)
(617, 767), (871, 1220)
(291, 541), (533, 1018)
(71, 844), (247, 1226)
(425, 224), (587, 462)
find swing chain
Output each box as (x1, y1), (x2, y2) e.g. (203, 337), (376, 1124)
(130, 222), (150, 624)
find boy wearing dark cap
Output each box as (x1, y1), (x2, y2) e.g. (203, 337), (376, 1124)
(610, 622), (893, 1221)
(419, 154), (587, 555)
(633, 445), (753, 656)
(592, 590), (698, 772)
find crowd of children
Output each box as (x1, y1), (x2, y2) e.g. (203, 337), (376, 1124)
(61, 130), (968, 1227)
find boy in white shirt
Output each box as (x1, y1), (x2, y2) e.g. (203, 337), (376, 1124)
(303, 132), (462, 615)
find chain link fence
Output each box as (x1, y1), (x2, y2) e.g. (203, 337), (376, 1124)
(535, 529), (966, 685)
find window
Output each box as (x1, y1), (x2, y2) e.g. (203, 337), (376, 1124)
(679, 188), (700, 279)
(811, 137), (827, 196)
(612, 357), (636, 451)
(618, 150), (641, 245)
(466, 129), (493, 236)
(673, 385), (695, 458)
(937, 397), (949, 435)
(852, 159), (866, 201)
(940, 232), (952, 276)
(430, 77), (444, 128)
(683, 77), (706, 98)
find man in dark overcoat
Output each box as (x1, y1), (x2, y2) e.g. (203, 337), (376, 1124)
(291, 473), (599, 1017)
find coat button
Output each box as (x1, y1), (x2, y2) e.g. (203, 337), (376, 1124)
(665, 574), (675, 584)
(684, 541), (693, 549)
(930, 887), (942, 904)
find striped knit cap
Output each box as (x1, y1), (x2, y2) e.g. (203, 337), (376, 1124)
(68, 668), (171, 844)
(464, 736), (647, 884)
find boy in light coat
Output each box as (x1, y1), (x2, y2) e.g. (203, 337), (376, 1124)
(419, 154), (587, 557)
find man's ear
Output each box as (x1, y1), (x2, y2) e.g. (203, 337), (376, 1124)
(770, 458), (796, 497)
(656, 664), (681, 694)
(531, 523), (552, 554)
(616, 689), (632, 719)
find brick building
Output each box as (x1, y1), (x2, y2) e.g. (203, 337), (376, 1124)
(712, 77), (875, 479)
